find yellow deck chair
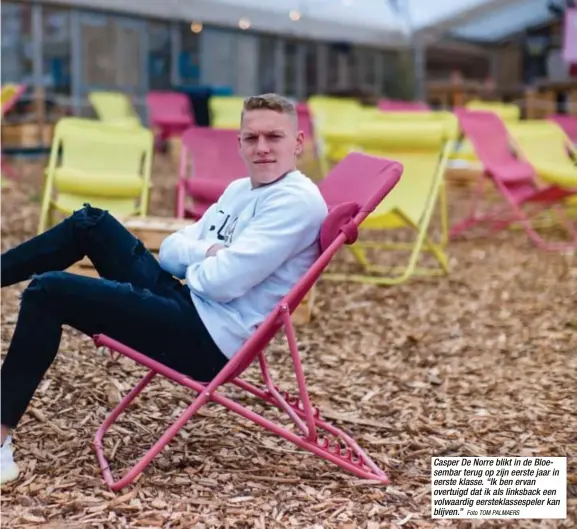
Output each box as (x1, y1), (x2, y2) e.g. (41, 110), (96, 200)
(507, 120), (577, 189)
(38, 117), (154, 233)
(374, 110), (459, 141)
(88, 91), (142, 128)
(210, 96), (244, 129)
(1, 83), (26, 113)
(507, 120), (577, 217)
(309, 98), (363, 171)
(465, 100), (520, 122)
(325, 121), (451, 285)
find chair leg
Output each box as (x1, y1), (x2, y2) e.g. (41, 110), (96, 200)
(93, 309), (390, 491)
(95, 367), (388, 491)
(450, 178), (577, 250)
(231, 309), (389, 482)
(449, 172), (490, 239)
(94, 370), (157, 490)
(326, 226), (448, 285)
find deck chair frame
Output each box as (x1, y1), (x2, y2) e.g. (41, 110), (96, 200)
(91, 153), (402, 491)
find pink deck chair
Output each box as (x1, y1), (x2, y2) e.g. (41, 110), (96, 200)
(378, 99), (429, 112)
(549, 115), (577, 144)
(146, 91), (195, 146)
(176, 127), (246, 220)
(296, 102), (323, 175)
(1, 84), (27, 179)
(92, 152), (403, 491)
(296, 102), (315, 142)
(450, 109), (577, 251)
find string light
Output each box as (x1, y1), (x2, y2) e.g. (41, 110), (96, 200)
(289, 10), (302, 21)
(238, 17), (251, 30)
(190, 21), (203, 33)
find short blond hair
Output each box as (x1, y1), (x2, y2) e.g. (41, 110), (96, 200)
(241, 93), (297, 126)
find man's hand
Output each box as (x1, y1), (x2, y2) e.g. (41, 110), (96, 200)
(205, 243), (225, 257)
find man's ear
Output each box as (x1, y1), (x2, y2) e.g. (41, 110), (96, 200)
(295, 130), (305, 156)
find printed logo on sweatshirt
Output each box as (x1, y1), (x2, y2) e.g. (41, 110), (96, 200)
(210, 210), (238, 245)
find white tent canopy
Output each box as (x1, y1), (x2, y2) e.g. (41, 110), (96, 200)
(39, 0), (560, 46)
(447, 0), (556, 42)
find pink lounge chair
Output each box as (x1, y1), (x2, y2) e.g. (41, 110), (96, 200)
(92, 151), (403, 490)
(450, 109), (577, 251)
(176, 127), (246, 220)
(146, 91), (195, 146)
(549, 115), (577, 144)
(296, 102), (315, 142)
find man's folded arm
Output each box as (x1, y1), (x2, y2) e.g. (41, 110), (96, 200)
(185, 192), (325, 303)
(158, 204), (217, 278)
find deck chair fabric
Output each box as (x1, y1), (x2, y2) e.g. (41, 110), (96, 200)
(92, 152), (403, 491)
(308, 97), (362, 170)
(506, 120), (577, 189)
(333, 121), (450, 285)
(146, 91), (195, 144)
(1, 84), (27, 180)
(451, 109), (577, 251)
(549, 115), (577, 144)
(176, 128), (246, 220)
(296, 103), (324, 182)
(89, 91), (142, 128)
(1, 83), (26, 116)
(378, 99), (429, 111)
(374, 110), (460, 142)
(209, 96), (244, 130)
(38, 117), (153, 233)
(452, 102), (518, 166)
(465, 100), (521, 122)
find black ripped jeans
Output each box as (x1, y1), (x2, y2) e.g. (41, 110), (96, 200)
(0, 205), (228, 429)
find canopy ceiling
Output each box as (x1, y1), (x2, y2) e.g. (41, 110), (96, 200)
(37, 0), (562, 46)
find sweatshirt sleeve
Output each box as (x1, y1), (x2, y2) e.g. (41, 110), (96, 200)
(158, 204), (217, 279)
(184, 189), (326, 303)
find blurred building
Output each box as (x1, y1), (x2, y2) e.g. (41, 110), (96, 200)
(1, 0), (573, 111)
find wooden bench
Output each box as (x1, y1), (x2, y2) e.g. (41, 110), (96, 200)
(68, 215), (315, 325)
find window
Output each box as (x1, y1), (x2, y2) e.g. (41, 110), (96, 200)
(258, 35), (277, 93)
(149, 21), (171, 90)
(1, 2), (33, 85)
(42, 6), (72, 95)
(180, 22), (201, 86)
(304, 42), (318, 97)
(284, 40), (299, 98)
(327, 44), (340, 90)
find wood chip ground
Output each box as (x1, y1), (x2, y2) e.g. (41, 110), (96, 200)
(1, 155), (575, 528)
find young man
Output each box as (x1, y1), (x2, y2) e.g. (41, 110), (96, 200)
(0, 93), (328, 485)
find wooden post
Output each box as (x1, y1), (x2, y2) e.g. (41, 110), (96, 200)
(36, 86), (46, 146)
(451, 71), (464, 108)
(569, 89), (577, 116)
(524, 87), (538, 119)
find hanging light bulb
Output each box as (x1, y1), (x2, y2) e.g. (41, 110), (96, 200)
(238, 17), (251, 30)
(190, 21), (203, 33)
(289, 9), (302, 21)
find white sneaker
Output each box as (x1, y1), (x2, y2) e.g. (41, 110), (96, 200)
(0, 437), (20, 485)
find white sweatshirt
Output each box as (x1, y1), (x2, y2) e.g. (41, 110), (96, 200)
(158, 170), (328, 359)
